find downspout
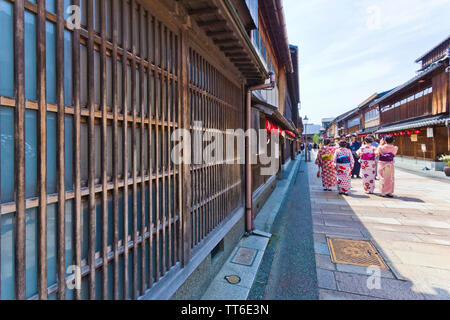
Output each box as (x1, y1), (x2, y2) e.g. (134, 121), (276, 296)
(245, 73), (277, 235)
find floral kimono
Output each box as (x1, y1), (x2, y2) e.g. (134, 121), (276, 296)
(315, 145), (337, 189)
(377, 144), (399, 195)
(357, 145), (377, 193)
(333, 147), (355, 194)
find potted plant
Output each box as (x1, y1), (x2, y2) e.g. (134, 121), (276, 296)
(439, 155), (450, 176)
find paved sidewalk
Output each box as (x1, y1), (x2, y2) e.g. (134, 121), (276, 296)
(309, 152), (450, 300)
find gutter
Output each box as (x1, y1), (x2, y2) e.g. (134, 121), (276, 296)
(273, 0), (294, 73)
(245, 73), (277, 234)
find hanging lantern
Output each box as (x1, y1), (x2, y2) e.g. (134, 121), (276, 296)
(400, 132), (406, 136)
(407, 130), (413, 135)
(414, 129), (421, 134)
(394, 132), (400, 136)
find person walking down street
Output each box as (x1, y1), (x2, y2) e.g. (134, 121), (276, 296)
(368, 134), (380, 180)
(357, 136), (377, 194)
(333, 140), (355, 196)
(348, 134), (362, 179)
(315, 139), (337, 191)
(376, 135), (399, 198)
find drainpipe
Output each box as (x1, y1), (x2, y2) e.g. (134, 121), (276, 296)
(245, 72), (277, 235)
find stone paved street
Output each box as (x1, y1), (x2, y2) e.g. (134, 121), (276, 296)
(309, 152), (450, 300)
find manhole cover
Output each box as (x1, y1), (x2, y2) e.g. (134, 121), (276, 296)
(225, 275), (241, 284)
(327, 238), (388, 269)
(231, 247), (258, 266)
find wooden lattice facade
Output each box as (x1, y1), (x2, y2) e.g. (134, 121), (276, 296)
(0, 0), (267, 300)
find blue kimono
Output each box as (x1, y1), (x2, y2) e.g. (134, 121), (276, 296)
(349, 140), (361, 177)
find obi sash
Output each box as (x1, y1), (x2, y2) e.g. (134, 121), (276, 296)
(379, 152), (395, 162)
(361, 153), (375, 161)
(321, 153), (333, 161)
(336, 155), (351, 164)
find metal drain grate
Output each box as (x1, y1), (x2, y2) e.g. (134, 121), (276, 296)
(327, 238), (388, 269)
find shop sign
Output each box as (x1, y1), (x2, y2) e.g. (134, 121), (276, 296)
(411, 134), (418, 142)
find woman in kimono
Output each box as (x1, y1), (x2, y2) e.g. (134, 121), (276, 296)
(357, 136), (377, 194)
(333, 140), (355, 195)
(315, 139), (337, 191)
(376, 135), (398, 197)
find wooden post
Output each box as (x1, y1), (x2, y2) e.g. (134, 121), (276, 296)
(180, 29), (191, 267)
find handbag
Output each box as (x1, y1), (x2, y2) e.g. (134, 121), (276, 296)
(321, 153), (333, 161)
(317, 170), (321, 178)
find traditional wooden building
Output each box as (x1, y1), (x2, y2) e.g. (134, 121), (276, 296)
(0, 0), (297, 300)
(281, 45), (300, 165)
(376, 36), (449, 170)
(249, 0), (299, 198)
(357, 90), (393, 138)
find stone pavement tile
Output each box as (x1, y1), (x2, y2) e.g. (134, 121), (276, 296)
(240, 235), (269, 251)
(422, 227), (450, 236)
(319, 210), (355, 216)
(414, 282), (450, 300)
(356, 216), (401, 225)
(416, 234), (450, 246)
(319, 289), (384, 300)
(351, 211), (404, 219)
(334, 272), (425, 300)
(314, 242), (330, 256)
(321, 214), (354, 221)
(364, 230), (422, 242)
(335, 263), (395, 279)
(362, 223), (428, 234)
(323, 218), (364, 229)
(315, 254), (335, 271)
(201, 279), (250, 300)
(392, 263), (450, 287)
(393, 250), (450, 270)
(312, 216), (324, 226)
(313, 233), (327, 244)
(376, 240), (450, 256)
(313, 225), (363, 237)
(316, 268), (337, 290)
(397, 218), (450, 229)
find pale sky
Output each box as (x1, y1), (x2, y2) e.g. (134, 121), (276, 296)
(284, 0), (450, 125)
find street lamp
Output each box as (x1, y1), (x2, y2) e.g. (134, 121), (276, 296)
(303, 115), (309, 161)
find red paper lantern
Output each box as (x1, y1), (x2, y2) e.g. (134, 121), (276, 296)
(400, 132), (406, 136)
(407, 130), (413, 135)
(414, 129), (421, 134)
(394, 132), (400, 136)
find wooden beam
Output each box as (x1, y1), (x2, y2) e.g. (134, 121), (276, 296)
(220, 46), (244, 52)
(206, 30), (230, 37)
(197, 19), (226, 28)
(213, 38), (239, 45)
(188, 7), (218, 16)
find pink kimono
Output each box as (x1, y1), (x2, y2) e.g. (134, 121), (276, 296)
(357, 145), (377, 193)
(316, 146), (337, 189)
(333, 147), (355, 194)
(377, 145), (398, 195)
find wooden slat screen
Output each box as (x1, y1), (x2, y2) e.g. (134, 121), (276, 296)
(0, 0), (184, 300)
(188, 48), (243, 249)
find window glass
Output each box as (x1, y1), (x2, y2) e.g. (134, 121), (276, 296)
(0, 1), (14, 97)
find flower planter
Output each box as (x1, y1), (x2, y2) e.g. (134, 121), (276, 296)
(444, 166), (450, 177)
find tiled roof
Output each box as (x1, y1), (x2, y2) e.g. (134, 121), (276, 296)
(376, 115), (450, 134)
